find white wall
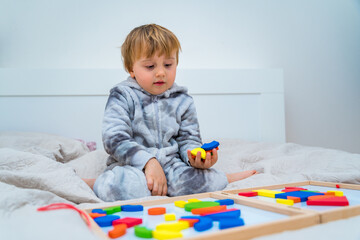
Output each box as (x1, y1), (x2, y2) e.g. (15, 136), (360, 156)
(1, 0), (359, 153)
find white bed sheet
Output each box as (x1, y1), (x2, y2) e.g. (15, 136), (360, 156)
(1, 135), (360, 240)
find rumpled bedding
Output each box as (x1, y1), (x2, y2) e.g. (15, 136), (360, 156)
(1, 133), (360, 240)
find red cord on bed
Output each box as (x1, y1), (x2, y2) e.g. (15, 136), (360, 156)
(37, 203), (91, 228)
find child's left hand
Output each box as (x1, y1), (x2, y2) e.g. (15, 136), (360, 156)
(187, 148), (218, 169)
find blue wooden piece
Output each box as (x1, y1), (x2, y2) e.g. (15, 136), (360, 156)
(203, 209), (241, 220)
(215, 199), (235, 206)
(121, 205), (144, 212)
(180, 216), (213, 232)
(91, 208), (106, 214)
(219, 218), (245, 229)
(201, 141), (219, 151)
(94, 215), (120, 227)
(275, 191), (324, 202)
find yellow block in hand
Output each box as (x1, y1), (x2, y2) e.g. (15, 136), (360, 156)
(191, 148), (206, 159)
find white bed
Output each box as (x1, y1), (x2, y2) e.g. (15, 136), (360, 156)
(0, 69), (359, 240)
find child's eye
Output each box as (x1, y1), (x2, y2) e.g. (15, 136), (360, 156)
(146, 65), (154, 69)
(165, 64), (172, 68)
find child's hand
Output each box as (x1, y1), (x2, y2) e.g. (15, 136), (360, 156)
(144, 158), (167, 196)
(187, 148), (218, 169)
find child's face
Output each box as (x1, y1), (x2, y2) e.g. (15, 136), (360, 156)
(130, 51), (177, 95)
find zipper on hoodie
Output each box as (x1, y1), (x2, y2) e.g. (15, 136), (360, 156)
(152, 96), (162, 148)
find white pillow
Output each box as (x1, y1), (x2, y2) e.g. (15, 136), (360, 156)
(0, 132), (90, 163)
(65, 150), (108, 179)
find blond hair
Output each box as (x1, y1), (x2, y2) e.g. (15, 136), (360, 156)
(121, 24), (181, 73)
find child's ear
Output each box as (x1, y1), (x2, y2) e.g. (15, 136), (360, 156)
(130, 71), (135, 78)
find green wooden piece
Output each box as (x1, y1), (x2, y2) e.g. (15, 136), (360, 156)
(104, 206), (121, 214)
(134, 226), (153, 238)
(184, 201), (220, 212)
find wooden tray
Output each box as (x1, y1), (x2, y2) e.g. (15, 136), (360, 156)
(222, 181), (360, 223)
(83, 191), (319, 240)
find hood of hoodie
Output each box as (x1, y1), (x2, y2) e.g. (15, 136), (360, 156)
(113, 76), (188, 98)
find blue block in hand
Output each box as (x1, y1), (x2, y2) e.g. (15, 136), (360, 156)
(201, 141), (220, 151)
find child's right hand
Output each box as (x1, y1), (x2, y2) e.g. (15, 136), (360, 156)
(143, 158), (167, 196)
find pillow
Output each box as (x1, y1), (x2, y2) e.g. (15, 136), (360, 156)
(0, 132), (90, 163)
(65, 150), (108, 179)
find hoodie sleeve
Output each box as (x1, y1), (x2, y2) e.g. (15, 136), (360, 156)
(102, 88), (155, 170)
(175, 97), (203, 165)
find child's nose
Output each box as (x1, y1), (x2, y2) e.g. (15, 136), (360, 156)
(156, 67), (165, 78)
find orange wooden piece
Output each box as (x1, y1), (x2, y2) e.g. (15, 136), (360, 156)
(89, 213), (106, 219)
(205, 147), (219, 153)
(148, 207), (166, 215)
(287, 196), (301, 203)
(324, 192), (336, 196)
(307, 195), (335, 201)
(108, 223), (127, 239)
(179, 218), (199, 227)
(191, 205), (226, 215)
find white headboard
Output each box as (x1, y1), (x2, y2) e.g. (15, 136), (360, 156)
(0, 69), (285, 147)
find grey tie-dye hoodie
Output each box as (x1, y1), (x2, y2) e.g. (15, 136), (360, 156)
(102, 77), (203, 170)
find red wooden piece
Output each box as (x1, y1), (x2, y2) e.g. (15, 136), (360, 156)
(200, 208), (238, 216)
(307, 196), (349, 206)
(112, 217), (142, 227)
(238, 191), (258, 197)
(284, 187), (307, 191)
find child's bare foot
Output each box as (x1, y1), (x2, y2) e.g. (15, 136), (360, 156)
(226, 170), (257, 183)
(82, 178), (96, 190)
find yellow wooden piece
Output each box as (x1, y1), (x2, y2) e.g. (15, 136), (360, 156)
(156, 221), (189, 232)
(164, 213), (176, 221)
(276, 198), (294, 206)
(187, 198), (201, 203)
(191, 148), (206, 159)
(253, 189), (283, 198)
(153, 230), (183, 240)
(174, 200), (186, 208)
(327, 190), (343, 196)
